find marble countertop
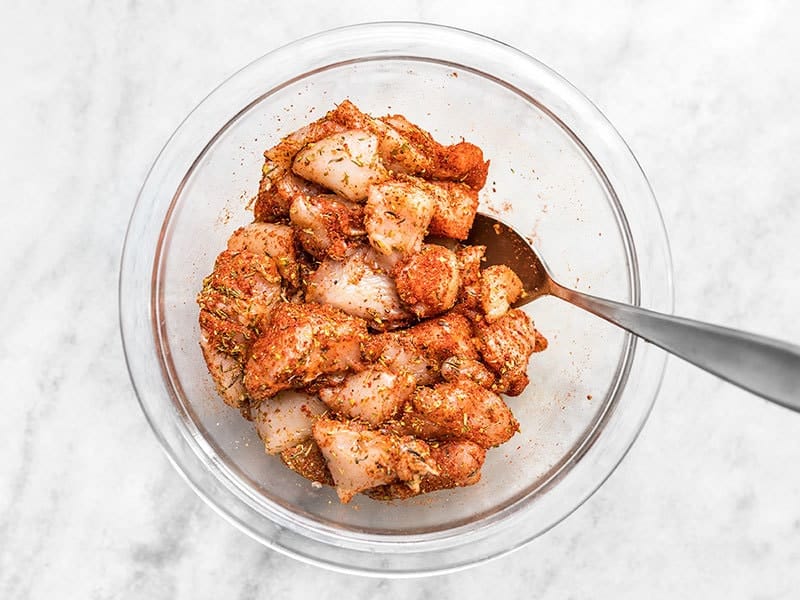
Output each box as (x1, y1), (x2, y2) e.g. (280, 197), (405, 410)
(3, 1), (800, 598)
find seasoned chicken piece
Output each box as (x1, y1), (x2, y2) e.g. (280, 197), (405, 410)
(330, 100), (487, 185)
(365, 440), (486, 500)
(255, 114), (345, 221)
(227, 222), (300, 287)
(480, 265), (524, 323)
(429, 440), (486, 486)
(199, 344), (247, 408)
(381, 114), (490, 189)
(251, 391), (328, 454)
(452, 244), (485, 312)
(424, 181), (480, 240)
(362, 332), (438, 386)
(364, 180), (435, 256)
(383, 403), (453, 440)
(254, 168), (326, 222)
(379, 130), (431, 176)
(404, 312), (479, 365)
(197, 250), (283, 409)
(326, 99), (378, 130)
(254, 115), (346, 222)
(289, 194), (365, 261)
(244, 303), (367, 401)
(412, 378), (519, 448)
(434, 141), (490, 190)
(313, 417), (438, 503)
(362, 312), (479, 386)
(292, 130), (388, 201)
(475, 309), (546, 396)
(265, 116), (349, 168)
(280, 440), (334, 486)
(327, 100), (430, 175)
(305, 247), (411, 330)
(198, 311), (250, 409)
(198, 308), (251, 363)
(197, 249), (283, 330)
(362, 313), (478, 408)
(456, 245), (485, 286)
(392, 244), (460, 318)
(318, 368), (415, 426)
(440, 356), (496, 389)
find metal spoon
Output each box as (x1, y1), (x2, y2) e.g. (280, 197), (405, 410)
(467, 213), (800, 412)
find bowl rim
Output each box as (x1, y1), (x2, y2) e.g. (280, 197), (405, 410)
(120, 21), (674, 576)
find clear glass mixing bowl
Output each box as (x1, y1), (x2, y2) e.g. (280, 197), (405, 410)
(120, 22), (673, 576)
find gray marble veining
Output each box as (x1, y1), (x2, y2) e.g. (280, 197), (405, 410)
(2, 1), (799, 598)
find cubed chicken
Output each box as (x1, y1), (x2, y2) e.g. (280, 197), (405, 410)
(364, 180), (435, 256)
(440, 356), (496, 389)
(425, 181), (480, 240)
(305, 247), (411, 330)
(292, 130), (388, 201)
(197, 249), (283, 330)
(280, 440), (334, 486)
(475, 308), (546, 396)
(251, 391), (327, 454)
(404, 312), (479, 365)
(244, 302), (367, 401)
(254, 167), (326, 222)
(198, 311), (251, 409)
(313, 417), (438, 503)
(318, 368), (415, 426)
(411, 378), (519, 448)
(197, 249), (283, 409)
(289, 194), (365, 260)
(381, 113), (490, 189)
(227, 222), (300, 287)
(365, 440), (486, 500)
(328, 100), (433, 176)
(480, 265), (524, 322)
(392, 244), (460, 318)
(361, 332), (438, 386)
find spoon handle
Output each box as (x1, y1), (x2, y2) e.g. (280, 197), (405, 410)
(552, 285), (800, 411)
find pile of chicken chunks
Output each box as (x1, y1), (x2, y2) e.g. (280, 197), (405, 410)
(197, 101), (547, 503)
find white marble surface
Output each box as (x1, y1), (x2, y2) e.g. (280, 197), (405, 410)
(3, 1), (800, 597)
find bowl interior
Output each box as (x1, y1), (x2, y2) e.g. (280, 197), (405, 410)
(155, 57), (634, 535)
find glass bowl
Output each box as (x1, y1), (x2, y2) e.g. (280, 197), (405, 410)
(120, 22), (672, 576)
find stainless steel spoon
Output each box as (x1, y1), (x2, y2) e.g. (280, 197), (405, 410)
(466, 213), (800, 412)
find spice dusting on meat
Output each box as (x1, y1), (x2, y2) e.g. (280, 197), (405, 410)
(198, 101), (547, 503)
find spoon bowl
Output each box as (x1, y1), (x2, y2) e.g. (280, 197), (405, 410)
(467, 213), (553, 303)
